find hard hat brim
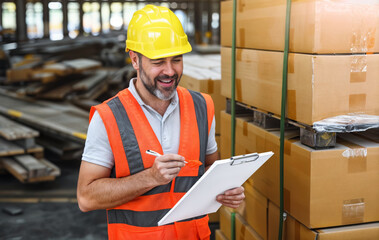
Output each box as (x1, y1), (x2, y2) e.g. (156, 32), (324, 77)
(126, 42), (192, 59)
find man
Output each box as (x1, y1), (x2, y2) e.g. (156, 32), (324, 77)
(77, 5), (244, 240)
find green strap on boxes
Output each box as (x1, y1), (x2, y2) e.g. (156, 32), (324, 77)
(229, 0), (293, 239)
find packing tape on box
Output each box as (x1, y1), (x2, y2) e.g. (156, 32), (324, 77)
(207, 80), (214, 94)
(287, 55), (297, 119)
(284, 137), (298, 157)
(342, 198), (365, 225)
(349, 93), (367, 113)
(238, 0), (245, 12)
(284, 188), (291, 212)
(339, 137), (367, 173)
(284, 140), (292, 156)
(342, 148), (367, 158)
(243, 121), (248, 136)
(350, 3), (377, 53)
(288, 54), (295, 74)
(350, 55), (367, 83)
(236, 49), (242, 61)
(350, 72), (367, 83)
(287, 90), (297, 120)
(239, 28), (246, 48)
(236, 78), (242, 100)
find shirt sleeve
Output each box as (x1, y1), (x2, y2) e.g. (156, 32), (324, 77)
(81, 110), (115, 169)
(206, 115), (218, 155)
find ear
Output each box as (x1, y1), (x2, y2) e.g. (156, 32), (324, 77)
(129, 51), (140, 70)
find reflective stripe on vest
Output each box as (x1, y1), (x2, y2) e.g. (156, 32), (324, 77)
(106, 97), (144, 175)
(188, 90), (208, 177)
(107, 208), (206, 227)
(91, 86), (214, 230)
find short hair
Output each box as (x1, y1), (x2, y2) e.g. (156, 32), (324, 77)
(134, 51), (143, 66)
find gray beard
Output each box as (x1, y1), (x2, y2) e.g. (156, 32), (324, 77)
(153, 87), (176, 101)
(139, 68), (180, 101)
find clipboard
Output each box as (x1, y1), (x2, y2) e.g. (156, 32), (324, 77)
(158, 151), (274, 226)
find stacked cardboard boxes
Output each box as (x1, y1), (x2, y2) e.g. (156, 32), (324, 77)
(221, 48), (379, 125)
(221, 0), (379, 53)
(219, 0), (379, 238)
(220, 112), (379, 228)
(182, 54), (225, 135)
(220, 0), (379, 125)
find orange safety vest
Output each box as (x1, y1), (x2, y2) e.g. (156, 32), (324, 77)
(90, 86), (215, 240)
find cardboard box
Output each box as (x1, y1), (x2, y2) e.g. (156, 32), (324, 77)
(244, 182), (268, 240)
(236, 213), (263, 240)
(221, 47), (379, 125)
(267, 202), (280, 240)
(221, 0), (379, 54)
(216, 135), (221, 154)
(220, 205), (246, 240)
(209, 210), (220, 223)
(219, 206), (234, 240)
(220, 112), (254, 159)
(269, 202), (379, 240)
(221, 111), (379, 228)
(182, 54), (225, 134)
(216, 229), (229, 240)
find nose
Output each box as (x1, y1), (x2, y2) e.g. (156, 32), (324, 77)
(162, 62), (175, 76)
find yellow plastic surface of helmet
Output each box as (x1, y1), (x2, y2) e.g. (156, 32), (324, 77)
(125, 5), (192, 59)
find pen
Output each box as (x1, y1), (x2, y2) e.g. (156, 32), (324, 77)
(145, 150), (189, 164)
(145, 149), (162, 158)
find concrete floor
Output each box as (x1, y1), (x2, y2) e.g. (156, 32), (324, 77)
(0, 202), (107, 240)
(0, 158), (107, 240)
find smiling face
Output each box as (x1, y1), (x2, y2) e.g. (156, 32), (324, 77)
(131, 51), (183, 101)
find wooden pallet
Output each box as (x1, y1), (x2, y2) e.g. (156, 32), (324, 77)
(36, 134), (83, 161)
(0, 114), (39, 148)
(1, 155), (60, 183)
(42, 58), (101, 76)
(0, 114), (60, 183)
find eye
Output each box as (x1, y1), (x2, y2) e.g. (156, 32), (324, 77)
(152, 61), (163, 65)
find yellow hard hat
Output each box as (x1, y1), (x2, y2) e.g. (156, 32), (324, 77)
(125, 5), (192, 59)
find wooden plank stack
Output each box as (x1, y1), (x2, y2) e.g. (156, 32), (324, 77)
(0, 90), (89, 144)
(0, 115), (60, 183)
(6, 58), (102, 83)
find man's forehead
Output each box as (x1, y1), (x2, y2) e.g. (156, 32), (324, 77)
(150, 55), (183, 61)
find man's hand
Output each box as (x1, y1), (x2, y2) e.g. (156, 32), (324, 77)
(216, 186), (245, 208)
(149, 154), (186, 185)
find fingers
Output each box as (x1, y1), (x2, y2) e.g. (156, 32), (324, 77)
(224, 186), (244, 196)
(216, 186), (245, 209)
(156, 154), (185, 163)
(150, 154), (186, 185)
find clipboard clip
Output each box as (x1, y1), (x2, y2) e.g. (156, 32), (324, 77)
(230, 153), (259, 166)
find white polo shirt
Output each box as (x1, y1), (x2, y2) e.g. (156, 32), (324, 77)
(82, 78), (218, 169)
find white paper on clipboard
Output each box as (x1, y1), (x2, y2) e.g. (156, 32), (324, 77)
(158, 151), (274, 226)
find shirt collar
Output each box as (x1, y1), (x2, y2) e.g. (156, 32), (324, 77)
(128, 78), (179, 107)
